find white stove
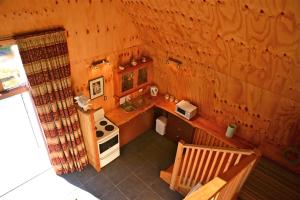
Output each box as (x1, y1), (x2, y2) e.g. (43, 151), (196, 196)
(94, 108), (120, 167)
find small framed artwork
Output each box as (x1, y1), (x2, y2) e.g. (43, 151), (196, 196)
(89, 76), (104, 99)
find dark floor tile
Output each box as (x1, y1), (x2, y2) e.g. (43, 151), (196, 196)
(141, 148), (174, 170)
(138, 143), (161, 159)
(138, 130), (157, 140)
(122, 141), (143, 155)
(75, 165), (98, 185)
(154, 137), (177, 154)
(155, 152), (176, 170)
(151, 179), (182, 200)
(84, 174), (115, 198)
(117, 175), (148, 199)
(135, 161), (160, 185)
(59, 171), (84, 189)
(101, 188), (127, 200)
(120, 151), (146, 172)
(102, 158), (132, 185)
(134, 187), (162, 200)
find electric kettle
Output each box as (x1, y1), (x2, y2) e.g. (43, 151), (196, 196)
(150, 86), (158, 96)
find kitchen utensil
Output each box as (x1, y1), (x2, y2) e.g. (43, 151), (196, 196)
(131, 59), (137, 66)
(150, 86), (158, 96)
(226, 123), (237, 138)
(169, 95), (175, 102)
(164, 94), (169, 100)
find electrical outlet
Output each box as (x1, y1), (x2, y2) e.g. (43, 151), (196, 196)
(119, 96), (126, 105)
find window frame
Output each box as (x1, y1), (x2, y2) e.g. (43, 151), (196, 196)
(0, 39), (29, 100)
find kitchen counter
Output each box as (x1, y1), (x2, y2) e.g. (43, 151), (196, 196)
(106, 94), (253, 149)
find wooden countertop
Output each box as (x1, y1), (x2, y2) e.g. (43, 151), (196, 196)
(106, 95), (157, 126)
(106, 94), (253, 149)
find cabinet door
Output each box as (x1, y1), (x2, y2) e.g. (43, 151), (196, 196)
(137, 67), (148, 85)
(166, 114), (194, 143)
(121, 72), (134, 92)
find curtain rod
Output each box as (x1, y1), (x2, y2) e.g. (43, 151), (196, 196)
(0, 27), (65, 43)
(0, 35), (14, 41)
(0, 35), (16, 46)
(15, 27), (65, 40)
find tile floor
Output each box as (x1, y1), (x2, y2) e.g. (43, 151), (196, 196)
(1, 130), (181, 200)
(62, 129), (182, 200)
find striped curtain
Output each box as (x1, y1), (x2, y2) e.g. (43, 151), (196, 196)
(16, 29), (88, 174)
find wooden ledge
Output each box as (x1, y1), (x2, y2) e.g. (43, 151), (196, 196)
(0, 85), (28, 100)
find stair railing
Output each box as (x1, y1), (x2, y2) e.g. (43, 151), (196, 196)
(184, 151), (260, 200)
(170, 141), (257, 195)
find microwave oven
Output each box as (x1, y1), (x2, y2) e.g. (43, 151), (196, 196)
(175, 100), (197, 120)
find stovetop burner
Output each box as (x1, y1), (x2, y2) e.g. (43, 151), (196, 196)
(105, 125), (114, 131)
(99, 120), (108, 126)
(96, 130), (104, 137)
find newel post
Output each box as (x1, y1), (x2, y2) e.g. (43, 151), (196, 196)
(170, 141), (185, 190)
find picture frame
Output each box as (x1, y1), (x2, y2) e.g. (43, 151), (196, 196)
(88, 76), (104, 99)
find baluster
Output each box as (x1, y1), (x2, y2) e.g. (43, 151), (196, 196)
(234, 154), (242, 165)
(206, 151), (220, 182)
(178, 147), (190, 187)
(223, 153), (234, 173)
(187, 149), (201, 187)
(214, 152), (226, 177)
(183, 148), (195, 186)
(192, 149), (207, 186)
(200, 150), (213, 183)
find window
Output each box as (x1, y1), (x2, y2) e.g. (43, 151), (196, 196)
(0, 44), (27, 91)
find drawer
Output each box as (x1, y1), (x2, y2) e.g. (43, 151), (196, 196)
(166, 113), (194, 143)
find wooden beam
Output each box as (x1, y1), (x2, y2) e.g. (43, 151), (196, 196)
(170, 141), (184, 190)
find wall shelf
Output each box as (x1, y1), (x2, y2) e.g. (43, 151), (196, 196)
(114, 58), (153, 98)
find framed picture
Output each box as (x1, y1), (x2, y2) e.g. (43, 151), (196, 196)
(89, 76), (104, 99)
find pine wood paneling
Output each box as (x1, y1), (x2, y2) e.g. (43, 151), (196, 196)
(119, 0), (300, 148)
(0, 0), (143, 112)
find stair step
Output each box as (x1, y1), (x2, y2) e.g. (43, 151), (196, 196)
(160, 164), (174, 184)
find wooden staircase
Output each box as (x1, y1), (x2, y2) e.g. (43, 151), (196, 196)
(160, 141), (261, 199)
(160, 164), (173, 184)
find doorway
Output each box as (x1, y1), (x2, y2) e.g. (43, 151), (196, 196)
(0, 44), (51, 197)
(0, 91), (51, 197)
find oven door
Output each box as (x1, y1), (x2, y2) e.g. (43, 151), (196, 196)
(98, 134), (119, 155)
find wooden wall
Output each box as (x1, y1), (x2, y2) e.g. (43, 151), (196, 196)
(119, 0), (300, 148)
(0, 0), (143, 111)
(1, 0), (299, 149)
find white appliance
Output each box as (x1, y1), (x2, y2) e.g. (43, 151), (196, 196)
(175, 100), (197, 120)
(74, 95), (92, 111)
(150, 86), (158, 96)
(156, 116), (167, 135)
(94, 108), (120, 167)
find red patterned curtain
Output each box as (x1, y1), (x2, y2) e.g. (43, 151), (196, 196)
(16, 29), (88, 174)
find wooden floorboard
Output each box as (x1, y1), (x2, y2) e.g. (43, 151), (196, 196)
(239, 157), (300, 200)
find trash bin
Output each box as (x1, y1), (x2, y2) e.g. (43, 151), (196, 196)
(156, 116), (167, 135)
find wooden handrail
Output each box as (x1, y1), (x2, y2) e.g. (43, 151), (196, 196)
(170, 141), (184, 190)
(219, 152), (259, 182)
(184, 177), (227, 200)
(183, 143), (254, 155)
